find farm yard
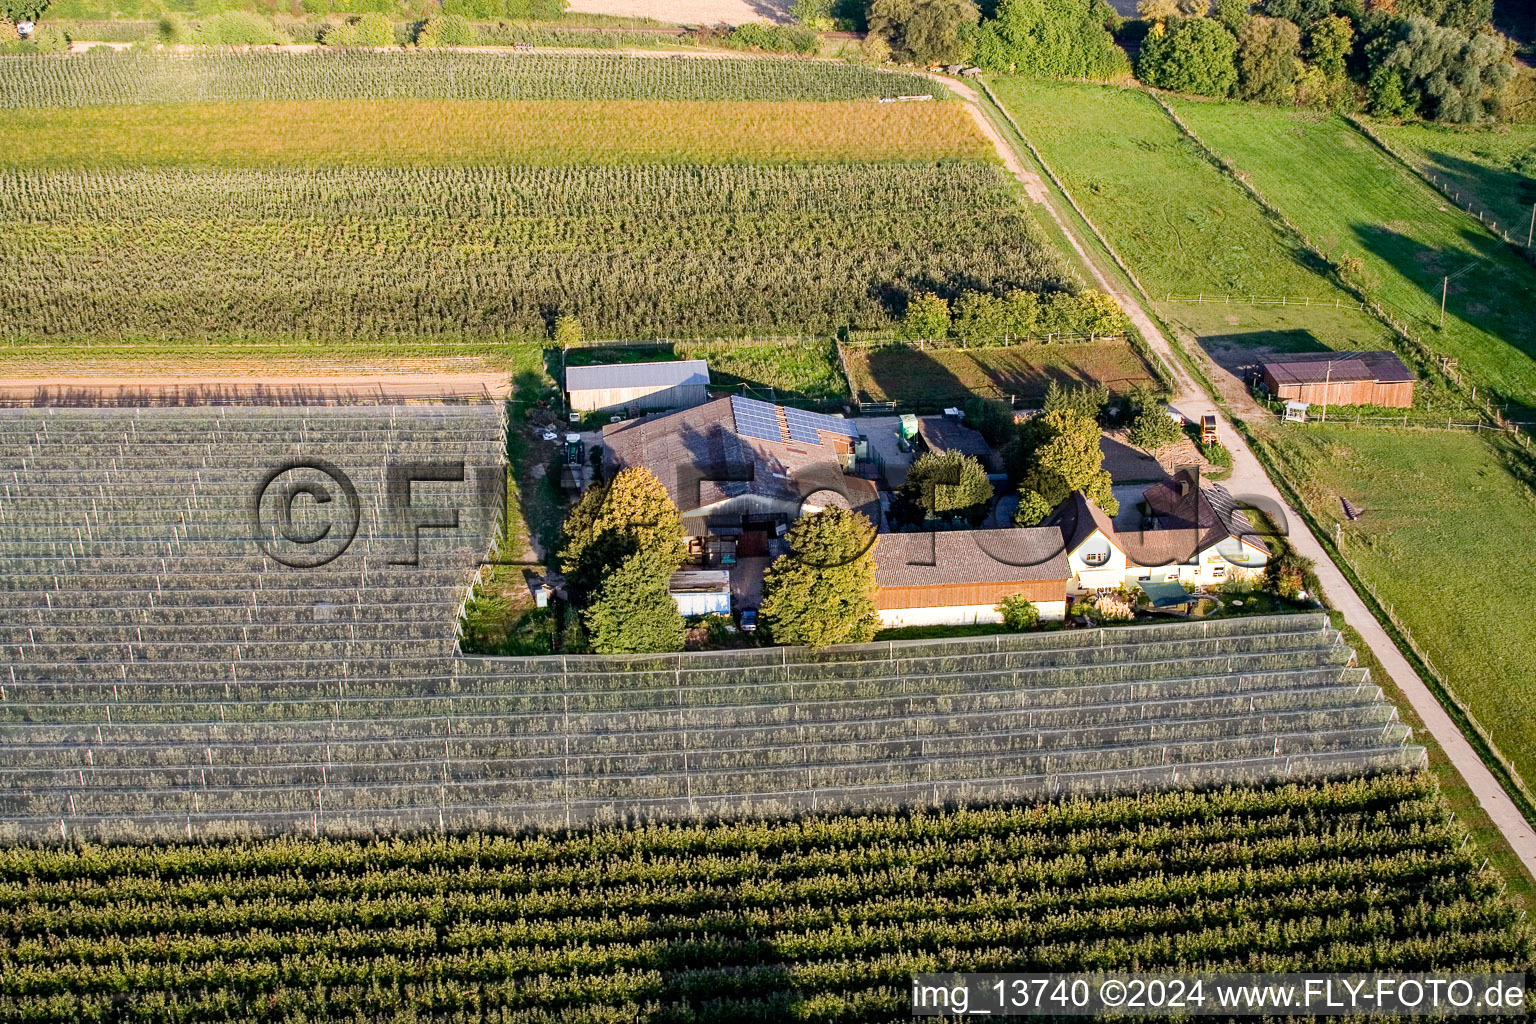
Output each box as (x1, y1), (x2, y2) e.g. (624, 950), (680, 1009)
(0, 30), (1533, 1019)
(1, 773), (1527, 1022)
(1269, 426), (1536, 800)
(843, 342), (1158, 408)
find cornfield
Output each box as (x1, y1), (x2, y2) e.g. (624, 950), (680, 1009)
(0, 50), (951, 108)
(0, 163), (1076, 341)
(0, 773), (1527, 1022)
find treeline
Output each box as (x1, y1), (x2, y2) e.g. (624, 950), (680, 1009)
(1135, 0), (1514, 122)
(855, 0), (1514, 122)
(864, 0), (1131, 78)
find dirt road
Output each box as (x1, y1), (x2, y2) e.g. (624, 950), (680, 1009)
(942, 72), (1536, 878)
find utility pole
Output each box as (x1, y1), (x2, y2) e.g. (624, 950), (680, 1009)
(1528, 203), (1534, 249)
(1440, 259), (1482, 329)
(1320, 360), (1331, 425)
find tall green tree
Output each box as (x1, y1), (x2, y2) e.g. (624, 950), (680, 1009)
(1013, 406), (1119, 520)
(559, 467), (685, 602)
(1215, 0), (1249, 32)
(952, 292), (1009, 345)
(759, 508), (880, 650)
(900, 451), (994, 520)
(1308, 13), (1353, 81)
(900, 291), (951, 341)
(1125, 383), (1182, 451)
(583, 547), (686, 654)
(1236, 15), (1302, 103)
(869, 0), (980, 63)
(973, 0), (1130, 78)
(553, 314), (582, 349)
(1369, 15), (1512, 122)
(1138, 16), (1240, 97)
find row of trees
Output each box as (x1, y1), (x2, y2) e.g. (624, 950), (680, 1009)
(866, 0), (1128, 74)
(900, 288), (1130, 344)
(860, 0), (1513, 122)
(1136, 1), (1513, 122)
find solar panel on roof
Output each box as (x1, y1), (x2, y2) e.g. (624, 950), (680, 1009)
(729, 396), (783, 443)
(783, 407), (859, 445)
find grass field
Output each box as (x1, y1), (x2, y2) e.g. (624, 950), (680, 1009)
(1270, 426), (1536, 797)
(844, 341), (1157, 406)
(1169, 101), (1536, 418)
(986, 80), (1398, 365)
(2, 100), (992, 168)
(0, 773), (1527, 1021)
(1371, 120), (1536, 246)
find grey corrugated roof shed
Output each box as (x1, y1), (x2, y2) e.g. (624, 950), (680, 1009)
(1261, 351), (1413, 385)
(566, 359), (710, 392)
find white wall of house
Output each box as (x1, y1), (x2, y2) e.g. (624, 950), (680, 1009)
(1064, 529), (1127, 594)
(569, 381), (708, 414)
(877, 601), (1066, 628)
(1122, 542), (1269, 589)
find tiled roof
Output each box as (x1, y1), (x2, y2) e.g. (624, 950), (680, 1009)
(916, 417), (994, 462)
(602, 396), (877, 523)
(1044, 491), (1122, 556)
(875, 528), (1069, 588)
(1121, 468), (1262, 567)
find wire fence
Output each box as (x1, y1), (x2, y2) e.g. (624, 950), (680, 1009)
(1165, 293), (1369, 311)
(1347, 116), (1536, 265)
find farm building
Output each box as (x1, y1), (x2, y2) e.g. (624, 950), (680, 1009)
(566, 359), (710, 415)
(1259, 351), (1414, 408)
(603, 395), (876, 561)
(668, 570), (731, 617)
(873, 528), (1069, 626)
(916, 415), (1001, 473)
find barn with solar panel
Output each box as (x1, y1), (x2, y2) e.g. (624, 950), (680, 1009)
(602, 395), (876, 560)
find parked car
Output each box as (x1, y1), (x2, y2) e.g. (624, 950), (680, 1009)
(738, 609), (758, 633)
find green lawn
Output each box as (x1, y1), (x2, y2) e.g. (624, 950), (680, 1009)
(1371, 119), (1536, 244)
(1270, 426), (1536, 798)
(986, 79), (1397, 363)
(1169, 101), (1536, 419)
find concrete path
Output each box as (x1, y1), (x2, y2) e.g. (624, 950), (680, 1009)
(946, 74), (1536, 879)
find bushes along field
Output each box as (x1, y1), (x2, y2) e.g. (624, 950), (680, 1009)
(0, 773), (1527, 1021)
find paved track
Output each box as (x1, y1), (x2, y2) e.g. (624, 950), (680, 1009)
(944, 73), (1536, 879)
